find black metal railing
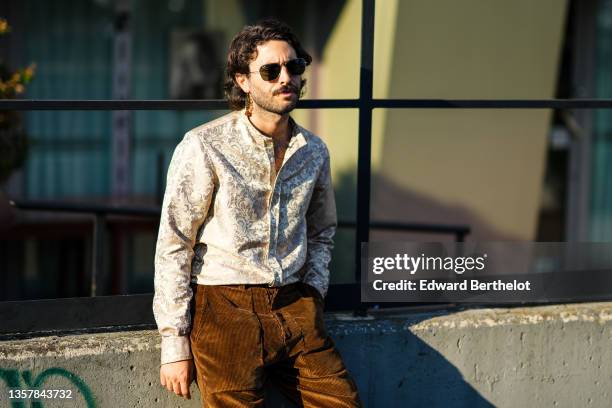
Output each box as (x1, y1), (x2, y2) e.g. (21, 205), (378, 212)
(2, 0), (612, 334)
(8, 200), (470, 297)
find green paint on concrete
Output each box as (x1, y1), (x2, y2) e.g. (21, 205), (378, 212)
(0, 368), (96, 408)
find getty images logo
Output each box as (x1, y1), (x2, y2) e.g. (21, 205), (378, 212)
(371, 253), (488, 275)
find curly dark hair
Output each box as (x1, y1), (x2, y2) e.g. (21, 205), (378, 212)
(224, 18), (312, 110)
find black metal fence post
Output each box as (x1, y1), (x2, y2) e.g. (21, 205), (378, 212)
(356, 0), (376, 286)
(91, 213), (106, 296)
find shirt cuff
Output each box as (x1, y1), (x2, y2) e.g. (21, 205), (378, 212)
(160, 335), (192, 365)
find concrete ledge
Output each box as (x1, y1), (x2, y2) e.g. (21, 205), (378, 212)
(2, 302), (611, 407)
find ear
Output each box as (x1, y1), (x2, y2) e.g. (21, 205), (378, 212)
(235, 73), (250, 94)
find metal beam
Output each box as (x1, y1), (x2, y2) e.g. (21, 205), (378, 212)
(356, 0), (375, 286)
(3, 98), (612, 111)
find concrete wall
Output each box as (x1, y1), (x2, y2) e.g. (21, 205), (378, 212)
(1, 301), (611, 407)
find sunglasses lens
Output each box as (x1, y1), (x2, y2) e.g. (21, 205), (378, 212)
(260, 64), (281, 81)
(286, 59), (306, 75)
(257, 59), (307, 81)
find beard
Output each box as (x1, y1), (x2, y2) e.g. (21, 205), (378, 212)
(249, 82), (300, 115)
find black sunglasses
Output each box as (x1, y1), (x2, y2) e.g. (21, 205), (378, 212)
(250, 58), (307, 81)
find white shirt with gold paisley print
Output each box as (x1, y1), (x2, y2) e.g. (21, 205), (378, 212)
(153, 110), (337, 364)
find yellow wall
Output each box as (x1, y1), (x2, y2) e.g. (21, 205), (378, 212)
(379, 0), (567, 240)
(205, 0), (245, 49)
(303, 0), (362, 179)
(309, 0), (568, 240)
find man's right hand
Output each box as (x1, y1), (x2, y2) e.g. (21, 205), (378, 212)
(160, 359), (195, 400)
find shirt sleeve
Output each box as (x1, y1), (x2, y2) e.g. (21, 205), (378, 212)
(153, 132), (215, 365)
(302, 146), (337, 298)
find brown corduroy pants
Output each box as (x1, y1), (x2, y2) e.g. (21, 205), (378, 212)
(189, 281), (362, 407)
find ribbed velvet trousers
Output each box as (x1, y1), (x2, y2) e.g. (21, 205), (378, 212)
(189, 281), (362, 407)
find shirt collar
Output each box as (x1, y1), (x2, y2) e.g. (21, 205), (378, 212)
(237, 109), (307, 150)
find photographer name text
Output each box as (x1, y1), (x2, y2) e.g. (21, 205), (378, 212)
(372, 279), (531, 291)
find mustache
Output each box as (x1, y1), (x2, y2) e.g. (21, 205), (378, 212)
(273, 85), (299, 95)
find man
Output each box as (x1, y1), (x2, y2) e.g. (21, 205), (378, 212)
(153, 19), (362, 407)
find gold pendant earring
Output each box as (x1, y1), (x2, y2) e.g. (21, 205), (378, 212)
(245, 93), (253, 117)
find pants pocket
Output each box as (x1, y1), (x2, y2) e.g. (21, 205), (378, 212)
(190, 284), (209, 341)
(294, 283), (329, 351)
(190, 286), (264, 393)
(299, 282), (325, 309)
